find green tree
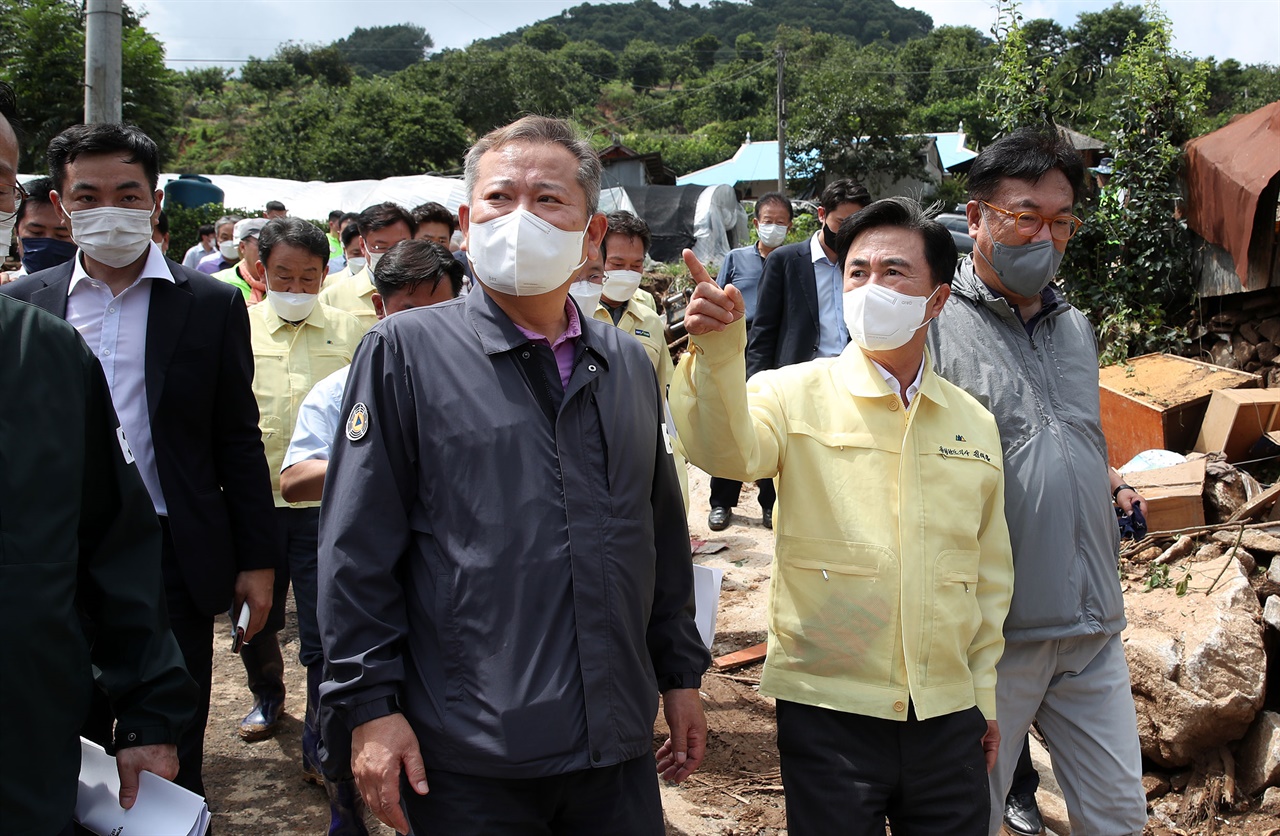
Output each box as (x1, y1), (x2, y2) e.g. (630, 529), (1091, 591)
(686, 33), (721, 74)
(735, 32), (765, 64)
(277, 42), (353, 87)
(522, 22), (569, 53)
(180, 66), (229, 98)
(1067, 3), (1151, 74)
(240, 58), (296, 101)
(789, 40), (924, 187)
(334, 24), (433, 75)
(1062, 6), (1207, 362)
(620, 39), (667, 91)
(980, 0), (1062, 134)
(234, 76), (468, 181)
(0, 0), (180, 170)
(558, 40), (618, 82)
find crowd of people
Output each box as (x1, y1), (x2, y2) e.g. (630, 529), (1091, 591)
(1, 72), (1153, 836)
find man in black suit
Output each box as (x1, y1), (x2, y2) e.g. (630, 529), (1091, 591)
(2, 123), (277, 797)
(745, 180), (870, 380)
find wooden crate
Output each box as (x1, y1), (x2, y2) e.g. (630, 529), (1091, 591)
(1124, 459), (1206, 532)
(1099, 354), (1259, 469)
(1194, 388), (1280, 462)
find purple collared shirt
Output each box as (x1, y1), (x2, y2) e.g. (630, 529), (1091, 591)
(514, 298), (582, 389)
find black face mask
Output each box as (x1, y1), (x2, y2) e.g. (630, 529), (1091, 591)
(21, 237), (78, 274)
(822, 222), (839, 252)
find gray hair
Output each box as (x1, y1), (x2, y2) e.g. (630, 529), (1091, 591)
(215, 214), (241, 232)
(463, 116), (601, 217)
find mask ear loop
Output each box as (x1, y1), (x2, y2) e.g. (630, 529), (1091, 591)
(972, 203), (1005, 281)
(909, 284), (943, 334)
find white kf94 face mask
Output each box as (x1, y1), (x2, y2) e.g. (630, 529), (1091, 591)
(842, 283), (939, 352)
(267, 290), (318, 323)
(68, 206), (155, 268)
(568, 280), (603, 312)
(601, 269), (642, 303)
(467, 207), (587, 297)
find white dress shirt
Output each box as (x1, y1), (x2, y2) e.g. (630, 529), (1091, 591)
(281, 364), (350, 470)
(870, 354), (924, 408)
(66, 242), (174, 514)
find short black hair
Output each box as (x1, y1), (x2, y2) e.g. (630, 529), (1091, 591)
(328, 209), (343, 222)
(47, 123), (160, 193)
(257, 217), (329, 270)
(265, 200), (287, 212)
(754, 191), (793, 221)
(835, 196), (958, 287)
(372, 240), (463, 300)
(197, 223), (215, 238)
(0, 81), (21, 144)
(821, 179), (872, 214)
(357, 201), (416, 238)
(411, 201), (456, 234)
(155, 209), (169, 235)
(968, 127), (1086, 205)
(340, 212), (358, 226)
(340, 221), (362, 248)
(602, 210), (650, 261)
(14, 175), (53, 227)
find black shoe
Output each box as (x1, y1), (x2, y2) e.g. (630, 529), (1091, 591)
(762, 507), (773, 530)
(238, 697), (284, 742)
(708, 506), (731, 531)
(1003, 792), (1044, 836)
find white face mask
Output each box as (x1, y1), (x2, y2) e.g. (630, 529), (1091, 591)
(366, 251), (385, 279)
(467, 207), (586, 296)
(219, 239), (240, 260)
(568, 280), (603, 312)
(68, 206), (155, 268)
(267, 289), (318, 322)
(0, 214), (13, 256)
(346, 256), (367, 274)
(756, 222), (788, 248)
(602, 269), (642, 303)
(843, 283), (939, 352)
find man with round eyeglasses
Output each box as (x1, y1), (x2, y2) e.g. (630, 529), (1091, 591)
(927, 127), (1149, 836)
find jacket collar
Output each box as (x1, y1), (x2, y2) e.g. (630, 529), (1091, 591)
(952, 255), (1067, 326)
(836, 343), (950, 410)
(466, 284), (608, 369)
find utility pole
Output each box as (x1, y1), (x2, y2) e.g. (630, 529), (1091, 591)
(84, 0), (123, 124)
(775, 46), (786, 195)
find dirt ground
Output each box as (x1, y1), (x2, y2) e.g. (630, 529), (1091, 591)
(200, 467), (1278, 835)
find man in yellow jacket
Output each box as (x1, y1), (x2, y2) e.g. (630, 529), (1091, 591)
(670, 197), (1014, 836)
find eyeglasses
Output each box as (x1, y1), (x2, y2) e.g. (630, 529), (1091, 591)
(980, 201), (1083, 242)
(0, 181), (28, 221)
(363, 240), (403, 255)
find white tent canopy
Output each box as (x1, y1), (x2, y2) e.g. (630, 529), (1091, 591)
(158, 172), (469, 219)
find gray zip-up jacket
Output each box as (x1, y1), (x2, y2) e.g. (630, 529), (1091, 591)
(317, 287), (708, 779)
(927, 257), (1124, 642)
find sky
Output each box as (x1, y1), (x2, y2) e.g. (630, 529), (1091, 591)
(139, 0), (1280, 70)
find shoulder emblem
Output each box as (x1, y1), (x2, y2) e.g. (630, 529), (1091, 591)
(346, 402), (370, 441)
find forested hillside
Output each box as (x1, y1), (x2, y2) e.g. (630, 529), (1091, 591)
(1, 0), (1276, 189)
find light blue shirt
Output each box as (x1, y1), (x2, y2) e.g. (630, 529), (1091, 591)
(810, 232), (847, 357)
(282, 364), (350, 469)
(718, 244), (767, 324)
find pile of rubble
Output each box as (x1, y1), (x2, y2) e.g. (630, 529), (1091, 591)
(1119, 454), (1280, 827)
(1195, 300), (1280, 388)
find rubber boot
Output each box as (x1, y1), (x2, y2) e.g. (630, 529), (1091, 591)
(306, 664), (371, 835)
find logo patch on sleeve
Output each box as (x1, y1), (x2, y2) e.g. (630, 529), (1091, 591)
(346, 403), (370, 441)
(635, 328), (651, 338)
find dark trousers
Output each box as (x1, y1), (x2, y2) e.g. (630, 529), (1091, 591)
(401, 755), (663, 836)
(709, 476), (776, 511)
(241, 506), (322, 700)
(81, 518), (213, 798)
(776, 700), (990, 836)
(1009, 733), (1040, 796)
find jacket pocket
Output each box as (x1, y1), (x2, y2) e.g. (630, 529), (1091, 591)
(770, 537), (900, 684)
(924, 549), (982, 686)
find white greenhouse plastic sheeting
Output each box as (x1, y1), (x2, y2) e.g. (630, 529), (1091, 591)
(157, 172), (469, 219)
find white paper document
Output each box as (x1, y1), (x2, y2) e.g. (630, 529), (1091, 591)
(76, 738), (210, 836)
(692, 564), (725, 650)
